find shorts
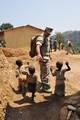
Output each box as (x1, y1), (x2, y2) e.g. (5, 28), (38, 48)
(54, 84), (65, 96)
(28, 83), (36, 93)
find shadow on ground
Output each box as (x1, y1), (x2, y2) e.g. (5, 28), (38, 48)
(5, 91), (80, 120)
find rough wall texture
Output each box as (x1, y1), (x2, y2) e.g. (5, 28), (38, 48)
(0, 49), (14, 120)
(4, 25), (43, 48)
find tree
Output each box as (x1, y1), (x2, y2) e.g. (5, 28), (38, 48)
(55, 32), (64, 50)
(0, 39), (6, 47)
(0, 23), (13, 30)
(0, 23), (13, 47)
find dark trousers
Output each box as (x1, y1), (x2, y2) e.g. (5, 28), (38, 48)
(54, 84), (65, 96)
(28, 83), (36, 100)
(22, 82), (36, 100)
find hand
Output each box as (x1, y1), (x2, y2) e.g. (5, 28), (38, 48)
(37, 54), (42, 62)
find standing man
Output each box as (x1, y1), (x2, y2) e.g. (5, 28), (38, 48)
(36, 27), (53, 92)
(66, 39), (74, 55)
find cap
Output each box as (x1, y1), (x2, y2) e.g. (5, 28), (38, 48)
(45, 27), (53, 34)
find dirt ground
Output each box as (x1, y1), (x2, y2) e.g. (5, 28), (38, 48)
(0, 49), (80, 120)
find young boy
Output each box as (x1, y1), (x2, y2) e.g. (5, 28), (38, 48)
(26, 65), (37, 102)
(15, 59), (29, 92)
(50, 61), (71, 97)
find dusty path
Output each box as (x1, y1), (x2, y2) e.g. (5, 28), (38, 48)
(5, 50), (80, 120)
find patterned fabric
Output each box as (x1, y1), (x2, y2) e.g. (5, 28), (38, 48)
(40, 60), (50, 83)
(36, 33), (51, 89)
(36, 34), (50, 58)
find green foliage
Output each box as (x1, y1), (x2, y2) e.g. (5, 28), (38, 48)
(73, 43), (80, 54)
(55, 32), (65, 43)
(62, 31), (80, 43)
(0, 39), (6, 47)
(0, 23), (13, 30)
(55, 32), (65, 49)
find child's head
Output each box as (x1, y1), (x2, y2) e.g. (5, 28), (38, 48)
(16, 59), (23, 67)
(28, 65), (35, 75)
(56, 61), (63, 70)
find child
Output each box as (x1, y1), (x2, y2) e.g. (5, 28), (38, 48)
(15, 59), (29, 92)
(26, 65), (37, 102)
(50, 61), (71, 97)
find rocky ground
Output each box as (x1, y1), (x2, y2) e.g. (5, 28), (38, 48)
(0, 48), (80, 120)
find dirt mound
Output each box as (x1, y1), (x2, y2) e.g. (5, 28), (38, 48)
(0, 49), (15, 120)
(0, 49), (80, 120)
(1, 48), (27, 57)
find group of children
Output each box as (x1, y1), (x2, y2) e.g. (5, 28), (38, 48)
(16, 60), (37, 102)
(15, 59), (71, 102)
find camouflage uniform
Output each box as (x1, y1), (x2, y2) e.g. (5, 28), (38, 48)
(36, 34), (51, 90)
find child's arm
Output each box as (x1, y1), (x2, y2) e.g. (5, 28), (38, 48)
(50, 66), (56, 76)
(34, 75), (38, 83)
(26, 72), (28, 83)
(65, 62), (71, 71)
(15, 69), (19, 78)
